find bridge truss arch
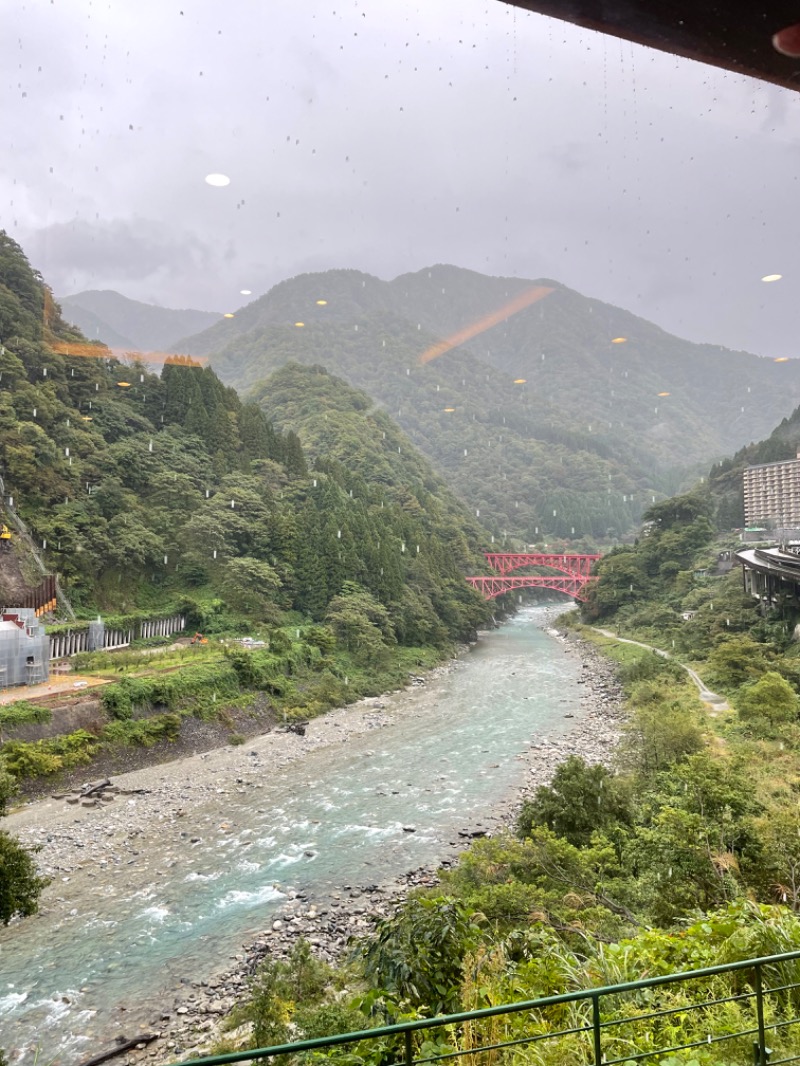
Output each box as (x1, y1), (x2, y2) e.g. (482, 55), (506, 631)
(466, 574), (597, 602)
(466, 552), (601, 602)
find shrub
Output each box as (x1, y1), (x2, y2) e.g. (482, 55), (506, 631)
(0, 700), (52, 742)
(101, 662), (240, 718)
(233, 939), (334, 1046)
(517, 756), (632, 846)
(49, 729), (99, 768)
(0, 829), (49, 925)
(1, 742), (62, 779)
(618, 652), (683, 687)
(102, 714), (182, 747)
(736, 671), (799, 730)
(622, 702), (704, 775)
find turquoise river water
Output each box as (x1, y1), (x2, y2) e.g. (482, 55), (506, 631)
(0, 608), (586, 1063)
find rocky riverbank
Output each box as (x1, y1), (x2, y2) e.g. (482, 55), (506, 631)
(4, 619), (625, 1066)
(130, 627), (625, 1065)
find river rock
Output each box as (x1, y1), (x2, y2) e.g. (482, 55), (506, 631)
(9, 616), (625, 1066)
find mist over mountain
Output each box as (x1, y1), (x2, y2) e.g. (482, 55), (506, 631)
(59, 289), (220, 353)
(175, 265), (800, 543)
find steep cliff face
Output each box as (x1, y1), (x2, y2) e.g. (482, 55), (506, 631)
(0, 532), (40, 606)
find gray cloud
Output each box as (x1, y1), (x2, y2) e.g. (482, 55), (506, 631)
(23, 218), (217, 295)
(2, 0), (799, 355)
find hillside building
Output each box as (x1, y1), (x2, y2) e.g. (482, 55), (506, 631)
(743, 451), (800, 530)
(0, 609), (49, 688)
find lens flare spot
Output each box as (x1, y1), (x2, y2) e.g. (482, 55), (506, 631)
(658, 391), (671, 397)
(295, 322), (305, 328)
(223, 313), (235, 318)
(443, 407), (456, 412)
(240, 289), (252, 295)
(316, 300), (328, 306)
(117, 381), (131, 387)
(611, 337), (627, 344)
(775, 357), (790, 362)
(205, 173), (230, 187)
(762, 274), (783, 282)
(513, 378), (527, 384)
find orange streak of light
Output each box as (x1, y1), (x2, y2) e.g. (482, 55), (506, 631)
(49, 341), (108, 360)
(418, 285), (555, 365)
(49, 342), (206, 367)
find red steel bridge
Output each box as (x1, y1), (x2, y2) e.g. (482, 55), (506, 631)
(466, 552), (602, 602)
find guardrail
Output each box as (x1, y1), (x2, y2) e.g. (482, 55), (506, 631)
(169, 949), (800, 1066)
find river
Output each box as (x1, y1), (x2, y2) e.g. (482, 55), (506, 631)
(0, 608), (589, 1063)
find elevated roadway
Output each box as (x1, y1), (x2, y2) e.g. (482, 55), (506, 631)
(736, 547), (800, 607)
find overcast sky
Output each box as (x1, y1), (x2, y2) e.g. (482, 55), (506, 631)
(3, 0), (799, 356)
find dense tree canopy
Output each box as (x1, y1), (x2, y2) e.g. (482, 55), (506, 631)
(0, 235), (490, 646)
(0, 760), (47, 925)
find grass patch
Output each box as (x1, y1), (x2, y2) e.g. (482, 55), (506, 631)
(0, 634), (449, 783)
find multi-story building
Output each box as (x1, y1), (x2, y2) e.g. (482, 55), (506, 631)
(743, 451), (800, 529)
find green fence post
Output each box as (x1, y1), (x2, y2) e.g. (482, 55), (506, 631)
(754, 963), (768, 1066)
(405, 1029), (414, 1066)
(592, 993), (603, 1066)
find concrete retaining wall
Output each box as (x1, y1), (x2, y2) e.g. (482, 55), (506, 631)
(49, 615), (185, 660)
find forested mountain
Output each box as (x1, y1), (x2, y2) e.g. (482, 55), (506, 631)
(176, 265), (800, 543)
(51, 301), (138, 350)
(709, 403), (800, 529)
(59, 289), (220, 352)
(245, 331), (647, 544)
(0, 232), (489, 644)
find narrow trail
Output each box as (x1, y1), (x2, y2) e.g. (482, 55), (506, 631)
(592, 627), (730, 710)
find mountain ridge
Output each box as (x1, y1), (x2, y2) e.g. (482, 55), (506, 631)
(59, 289), (221, 352)
(172, 264), (800, 542)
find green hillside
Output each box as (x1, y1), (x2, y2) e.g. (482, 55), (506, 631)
(59, 289), (220, 352)
(0, 232), (489, 646)
(709, 404), (800, 529)
(177, 265), (800, 543)
(236, 319), (646, 543)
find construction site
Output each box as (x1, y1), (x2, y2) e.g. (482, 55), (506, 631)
(0, 609), (50, 688)
(0, 498), (55, 691)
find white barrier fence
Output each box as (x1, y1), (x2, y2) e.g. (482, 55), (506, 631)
(49, 614), (186, 660)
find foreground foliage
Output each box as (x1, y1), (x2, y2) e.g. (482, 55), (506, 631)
(222, 641), (800, 1064)
(222, 489), (800, 1061)
(0, 760), (47, 925)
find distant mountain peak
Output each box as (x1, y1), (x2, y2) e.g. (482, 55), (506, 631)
(58, 289), (221, 352)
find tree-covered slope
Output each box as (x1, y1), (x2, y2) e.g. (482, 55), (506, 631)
(221, 315), (648, 543)
(0, 232), (489, 645)
(59, 289), (220, 352)
(708, 403), (800, 529)
(176, 265), (800, 542)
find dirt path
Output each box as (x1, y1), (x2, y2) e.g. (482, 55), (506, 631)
(592, 626), (730, 710)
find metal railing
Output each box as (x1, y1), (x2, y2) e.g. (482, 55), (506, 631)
(170, 949), (800, 1066)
